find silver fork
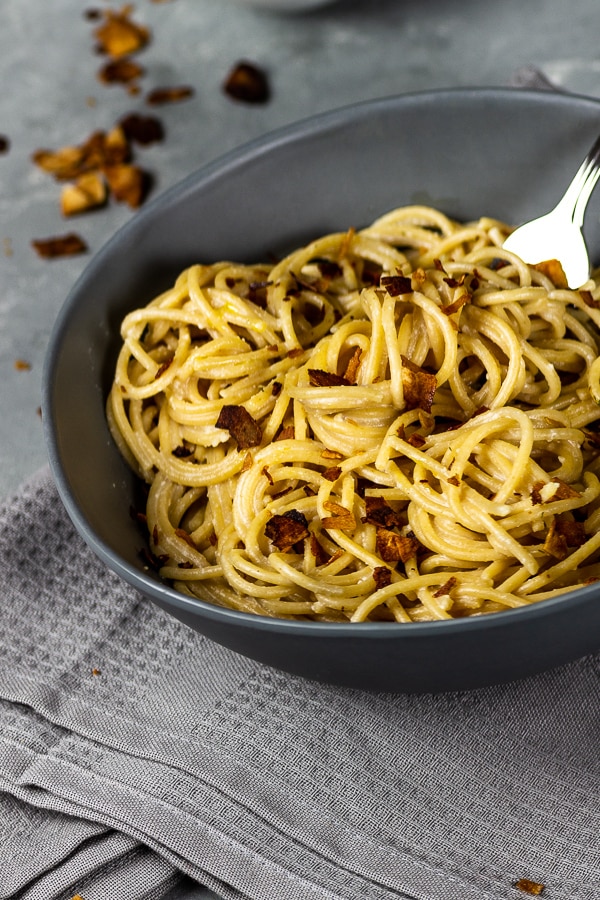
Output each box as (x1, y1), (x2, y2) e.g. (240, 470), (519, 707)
(503, 133), (600, 288)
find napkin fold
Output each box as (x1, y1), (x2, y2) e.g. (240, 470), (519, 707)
(0, 466), (599, 900)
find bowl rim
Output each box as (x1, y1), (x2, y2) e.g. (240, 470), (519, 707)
(42, 85), (600, 640)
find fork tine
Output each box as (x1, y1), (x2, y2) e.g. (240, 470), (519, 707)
(573, 158), (600, 228)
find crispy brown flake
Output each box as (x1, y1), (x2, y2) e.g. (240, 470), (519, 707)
(531, 479), (581, 505)
(216, 404), (262, 449)
(91, 668), (102, 676)
(155, 358), (173, 378)
(579, 289), (600, 309)
(146, 85), (195, 105)
(433, 576), (457, 598)
(343, 347), (362, 384)
(129, 505), (147, 525)
(376, 528), (420, 563)
(443, 274), (465, 288)
(174, 527), (196, 549)
(248, 280), (271, 308)
(308, 369), (351, 387)
(380, 274), (412, 296)
(172, 444), (193, 458)
(276, 425), (295, 442)
(322, 449), (344, 460)
(361, 260), (382, 286)
(93, 6), (150, 58)
(442, 289), (471, 315)
(363, 497), (403, 529)
(119, 112), (164, 145)
(401, 355), (437, 412)
(533, 258), (568, 289)
(60, 172), (107, 216)
(98, 57), (145, 85)
(139, 546), (168, 570)
(104, 163), (150, 207)
(310, 534), (331, 567)
(514, 878), (545, 896)
(543, 516), (586, 560)
(265, 510), (309, 552)
(321, 501), (356, 532)
(407, 432), (427, 448)
(223, 61), (270, 104)
(322, 466), (342, 482)
(373, 566), (392, 590)
(337, 227), (356, 261)
(32, 144), (91, 181)
(31, 233), (88, 258)
(261, 465), (274, 485)
(14, 359), (32, 372)
(103, 125), (131, 164)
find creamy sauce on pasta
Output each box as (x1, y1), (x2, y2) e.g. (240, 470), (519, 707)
(107, 206), (600, 621)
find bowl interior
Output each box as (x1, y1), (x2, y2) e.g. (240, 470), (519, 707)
(43, 88), (600, 691)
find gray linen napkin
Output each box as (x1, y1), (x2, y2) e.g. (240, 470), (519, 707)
(0, 465), (599, 900)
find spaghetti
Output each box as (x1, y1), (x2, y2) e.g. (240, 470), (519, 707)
(107, 205), (600, 621)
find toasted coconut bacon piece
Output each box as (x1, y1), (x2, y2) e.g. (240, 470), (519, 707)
(32, 145), (90, 181)
(373, 566), (392, 590)
(308, 369), (351, 387)
(103, 163), (150, 208)
(33, 127), (131, 181)
(400, 355), (437, 412)
(342, 347), (362, 384)
(531, 478), (581, 505)
(543, 517), (586, 560)
(514, 878), (545, 896)
(223, 61), (270, 104)
(321, 501), (356, 532)
(363, 496), (404, 529)
(265, 510), (309, 552)
(376, 528), (420, 563)
(119, 112), (164, 145)
(146, 85), (195, 105)
(380, 274), (412, 296)
(433, 576), (457, 598)
(98, 57), (144, 86)
(31, 233), (88, 258)
(60, 172), (107, 216)
(216, 405), (262, 449)
(533, 258), (568, 289)
(94, 6), (150, 58)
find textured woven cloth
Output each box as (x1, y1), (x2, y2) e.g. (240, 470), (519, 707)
(0, 466), (599, 900)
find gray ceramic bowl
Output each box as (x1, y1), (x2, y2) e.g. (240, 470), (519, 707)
(43, 88), (600, 693)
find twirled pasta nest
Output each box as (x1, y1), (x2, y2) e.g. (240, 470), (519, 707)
(107, 205), (600, 621)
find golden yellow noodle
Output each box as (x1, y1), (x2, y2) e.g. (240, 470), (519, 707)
(107, 205), (600, 622)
